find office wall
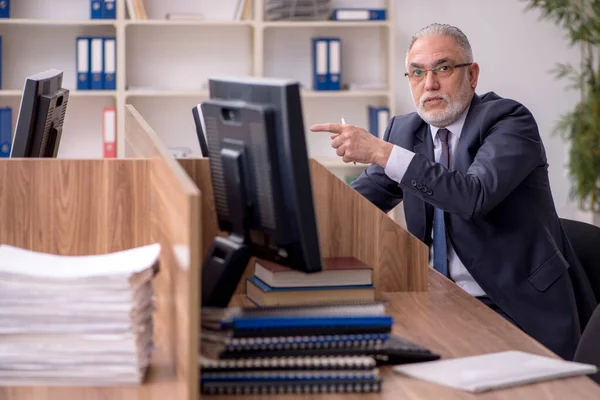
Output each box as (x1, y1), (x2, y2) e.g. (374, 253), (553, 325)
(392, 0), (581, 219)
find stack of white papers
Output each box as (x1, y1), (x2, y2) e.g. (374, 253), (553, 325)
(0, 243), (161, 385)
(393, 350), (598, 393)
(265, 0), (331, 21)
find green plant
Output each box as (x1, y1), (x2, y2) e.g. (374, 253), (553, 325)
(522, 0), (600, 211)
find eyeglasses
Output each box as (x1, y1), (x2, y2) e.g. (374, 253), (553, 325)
(404, 63), (472, 82)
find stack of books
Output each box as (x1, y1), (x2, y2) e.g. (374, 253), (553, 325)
(245, 257), (374, 306)
(199, 302), (392, 395)
(0, 243), (161, 385)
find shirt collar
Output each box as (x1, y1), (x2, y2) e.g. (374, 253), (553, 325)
(429, 103), (471, 140)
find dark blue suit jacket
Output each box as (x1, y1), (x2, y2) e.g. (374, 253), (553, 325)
(351, 91), (597, 360)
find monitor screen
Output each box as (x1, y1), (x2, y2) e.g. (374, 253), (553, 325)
(200, 76), (322, 307)
(11, 69), (69, 158)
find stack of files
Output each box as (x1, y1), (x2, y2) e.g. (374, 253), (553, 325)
(312, 37), (341, 90)
(0, 243), (161, 385)
(91, 0), (116, 19)
(245, 257), (374, 306)
(200, 302), (391, 394)
(76, 36), (116, 91)
(265, 0), (331, 21)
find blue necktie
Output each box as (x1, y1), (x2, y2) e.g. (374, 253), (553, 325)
(433, 128), (450, 277)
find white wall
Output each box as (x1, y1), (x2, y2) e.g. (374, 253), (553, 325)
(393, 0), (581, 219)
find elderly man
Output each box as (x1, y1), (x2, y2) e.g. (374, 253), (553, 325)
(310, 23), (596, 360)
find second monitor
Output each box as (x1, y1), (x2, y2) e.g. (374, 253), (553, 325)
(11, 69), (69, 158)
(201, 76), (323, 307)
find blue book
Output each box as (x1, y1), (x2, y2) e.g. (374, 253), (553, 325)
(91, 0), (102, 19)
(0, 107), (11, 157)
(102, 0), (116, 19)
(331, 8), (386, 21)
(0, 0), (9, 18)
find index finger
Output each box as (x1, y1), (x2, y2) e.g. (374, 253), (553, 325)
(310, 123), (344, 134)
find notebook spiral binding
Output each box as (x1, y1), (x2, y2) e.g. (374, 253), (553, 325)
(201, 380), (382, 395)
(223, 333), (388, 352)
(199, 355), (377, 371)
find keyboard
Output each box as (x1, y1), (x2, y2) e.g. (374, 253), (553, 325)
(373, 334), (440, 365)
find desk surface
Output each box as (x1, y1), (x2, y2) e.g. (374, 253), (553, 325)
(217, 269), (600, 400)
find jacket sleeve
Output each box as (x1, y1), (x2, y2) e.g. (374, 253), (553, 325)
(400, 102), (544, 220)
(350, 116), (403, 213)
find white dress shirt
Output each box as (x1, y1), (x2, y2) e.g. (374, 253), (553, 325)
(384, 106), (486, 297)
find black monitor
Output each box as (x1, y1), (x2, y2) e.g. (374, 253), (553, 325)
(200, 76), (323, 307)
(192, 104), (209, 157)
(11, 69), (69, 158)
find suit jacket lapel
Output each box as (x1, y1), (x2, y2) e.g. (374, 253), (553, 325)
(454, 93), (481, 173)
(413, 123), (434, 243)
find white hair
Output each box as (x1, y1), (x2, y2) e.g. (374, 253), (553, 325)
(405, 23), (473, 68)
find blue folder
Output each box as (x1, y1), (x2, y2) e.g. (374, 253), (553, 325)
(0, 107), (12, 157)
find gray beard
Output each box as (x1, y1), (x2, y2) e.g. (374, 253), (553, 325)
(415, 82), (473, 128)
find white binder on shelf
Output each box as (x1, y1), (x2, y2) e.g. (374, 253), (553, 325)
(103, 37), (116, 90)
(312, 38), (329, 91)
(76, 37), (90, 90)
(103, 107), (116, 158)
(328, 38), (341, 90)
(90, 37), (104, 90)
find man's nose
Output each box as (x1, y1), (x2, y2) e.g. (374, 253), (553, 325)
(424, 70), (440, 91)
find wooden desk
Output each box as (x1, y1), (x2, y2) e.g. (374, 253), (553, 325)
(217, 269), (600, 400)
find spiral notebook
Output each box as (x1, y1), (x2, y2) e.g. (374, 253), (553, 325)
(199, 355), (377, 372)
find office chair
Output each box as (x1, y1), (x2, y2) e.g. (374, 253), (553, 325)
(574, 304), (600, 384)
(560, 218), (600, 302)
(561, 218), (600, 384)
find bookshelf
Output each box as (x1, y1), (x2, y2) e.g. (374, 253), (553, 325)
(2, 0), (395, 168)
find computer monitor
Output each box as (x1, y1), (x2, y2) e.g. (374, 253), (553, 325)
(11, 69), (69, 158)
(200, 76), (323, 307)
(192, 104), (209, 157)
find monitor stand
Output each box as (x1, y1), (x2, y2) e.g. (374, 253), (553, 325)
(201, 234), (250, 308)
(201, 144), (252, 308)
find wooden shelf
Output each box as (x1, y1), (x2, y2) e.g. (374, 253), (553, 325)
(0, 18), (116, 26)
(263, 20), (390, 28)
(0, 90), (117, 97)
(125, 19), (254, 27)
(301, 89), (391, 98)
(125, 89), (209, 98)
(3, 0), (397, 160)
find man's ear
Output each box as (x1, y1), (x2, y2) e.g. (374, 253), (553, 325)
(469, 62), (480, 90)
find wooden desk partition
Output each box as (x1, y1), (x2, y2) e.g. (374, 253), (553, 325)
(0, 106), (201, 400)
(178, 158), (429, 297)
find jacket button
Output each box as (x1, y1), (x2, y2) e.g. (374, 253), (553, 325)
(411, 180), (417, 187)
(427, 190), (433, 195)
(416, 183), (422, 189)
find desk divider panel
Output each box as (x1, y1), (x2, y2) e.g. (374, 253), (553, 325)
(0, 106), (201, 400)
(178, 158), (429, 296)
(124, 105), (202, 400)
